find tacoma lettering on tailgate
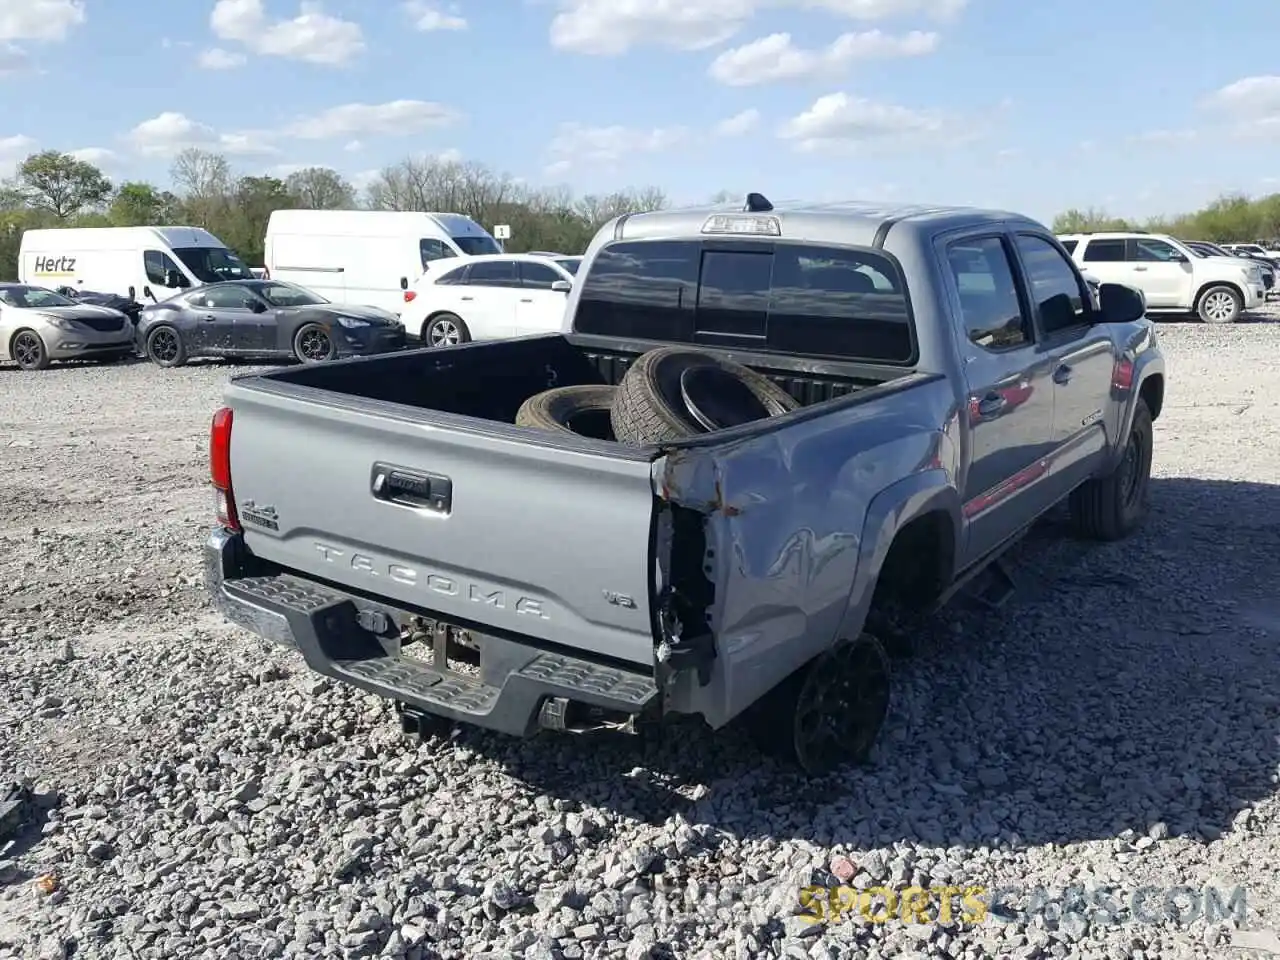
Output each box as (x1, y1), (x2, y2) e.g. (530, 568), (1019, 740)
(313, 541), (549, 619)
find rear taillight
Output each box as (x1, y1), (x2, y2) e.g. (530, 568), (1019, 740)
(404, 290), (417, 302)
(1111, 357), (1134, 391)
(210, 406), (239, 532)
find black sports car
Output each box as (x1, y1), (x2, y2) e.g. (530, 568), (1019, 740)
(135, 279), (406, 367)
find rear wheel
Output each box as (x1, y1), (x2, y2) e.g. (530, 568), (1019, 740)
(746, 634), (891, 776)
(422, 313), (469, 348)
(11, 330), (50, 371)
(294, 323), (336, 363)
(145, 326), (186, 368)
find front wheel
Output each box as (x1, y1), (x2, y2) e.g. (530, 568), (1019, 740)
(293, 323), (336, 363)
(745, 633), (891, 776)
(1197, 285), (1242, 324)
(1069, 398), (1153, 541)
(10, 329), (50, 371)
(422, 313), (470, 348)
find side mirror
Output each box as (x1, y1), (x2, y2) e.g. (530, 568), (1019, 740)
(127, 286), (136, 300)
(246, 298), (267, 313)
(1170, 252), (1188, 263)
(166, 269), (189, 288)
(400, 276), (409, 289)
(550, 280), (571, 293)
(1097, 282), (1146, 324)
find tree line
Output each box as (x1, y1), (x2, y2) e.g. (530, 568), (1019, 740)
(0, 148), (672, 281)
(4, 147), (1279, 283)
(1053, 193), (1280, 243)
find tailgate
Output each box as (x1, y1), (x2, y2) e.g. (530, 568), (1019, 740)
(224, 383), (659, 666)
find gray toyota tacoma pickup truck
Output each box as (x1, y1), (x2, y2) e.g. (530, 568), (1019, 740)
(205, 196), (1165, 774)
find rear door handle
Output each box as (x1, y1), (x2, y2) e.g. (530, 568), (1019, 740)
(977, 393), (1007, 416)
(460, 296), (473, 301)
(200, 314), (217, 321)
(519, 298), (533, 303)
(1053, 364), (1072, 385)
(1133, 266), (1148, 271)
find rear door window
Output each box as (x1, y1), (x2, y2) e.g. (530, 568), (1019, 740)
(467, 259), (519, 287)
(574, 240), (914, 363)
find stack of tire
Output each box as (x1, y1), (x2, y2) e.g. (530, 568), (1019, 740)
(514, 346), (799, 444)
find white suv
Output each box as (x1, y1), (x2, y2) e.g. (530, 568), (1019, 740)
(1057, 232), (1265, 324)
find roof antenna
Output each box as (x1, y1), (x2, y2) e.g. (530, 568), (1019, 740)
(744, 192), (773, 213)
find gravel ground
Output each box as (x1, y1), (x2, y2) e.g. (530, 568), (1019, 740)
(1, 309), (1279, 960)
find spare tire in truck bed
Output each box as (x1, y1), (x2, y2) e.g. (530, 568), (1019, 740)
(611, 346), (800, 445)
(515, 384), (617, 440)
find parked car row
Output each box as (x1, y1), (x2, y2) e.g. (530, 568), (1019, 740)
(1056, 231), (1271, 323)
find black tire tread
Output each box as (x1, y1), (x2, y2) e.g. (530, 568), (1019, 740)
(1068, 398), (1153, 541)
(611, 346), (800, 445)
(145, 326), (186, 368)
(11, 329), (50, 370)
(745, 633), (891, 775)
(294, 323), (335, 363)
(515, 384), (617, 435)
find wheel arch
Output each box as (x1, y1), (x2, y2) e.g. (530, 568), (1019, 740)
(1193, 280), (1244, 311)
(836, 472), (962, 650)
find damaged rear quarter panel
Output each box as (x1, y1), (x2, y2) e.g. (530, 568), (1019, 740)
(659, 382), (958, 728)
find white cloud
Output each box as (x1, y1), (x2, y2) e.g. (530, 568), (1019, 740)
(0, 0), (85, 42)
(1208, 75), (1280, 118)
(550, 0), (757, 55)
(1128, 129), (1199, 145)
(0, 41), (29, 73)
(404, 0), (466, 30)
(210, 0), (364, 65)
(285, 100), (459, 139)
(124, 101), (459, 162)
(800, 0), (966, 18)
(709, 29), (936, 85)
(549, 0), (964, 54)
(126, 112), (278, 158)
(0, 133), (37, 173)
(545, 122), (686, 172)
(69, 147), (116, 166)
(198, 46), (246, 69)
(715, 108), (761, 136)
(343, 139), (363, 152)
(349, 168), (381, 190)
(779, 92), (945, 150)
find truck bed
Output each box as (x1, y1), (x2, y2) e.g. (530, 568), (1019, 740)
(251, 332), (905, 436)
(210, 332), (922, 737)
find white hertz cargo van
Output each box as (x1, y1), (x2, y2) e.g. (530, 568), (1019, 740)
(263, 209), (502, 315)
(19, 226), (254, 303)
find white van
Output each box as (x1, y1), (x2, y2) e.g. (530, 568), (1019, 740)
(18, 226), (254, 304)
(263, 209), (502, 315)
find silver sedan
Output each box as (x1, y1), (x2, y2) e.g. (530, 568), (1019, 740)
(0, 283), (135, 370)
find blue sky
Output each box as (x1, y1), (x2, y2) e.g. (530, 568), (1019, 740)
(2, 0), (1279, 225)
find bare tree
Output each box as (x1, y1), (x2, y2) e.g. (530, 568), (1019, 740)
(285, 167), (356, 209)
(170, 149), (231, 201)
(169, 149), (232, 228)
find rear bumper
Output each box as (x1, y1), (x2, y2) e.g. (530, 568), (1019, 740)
(204, 527), (658, 737)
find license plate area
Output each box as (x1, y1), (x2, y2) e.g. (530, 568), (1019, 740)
(399, 619), (481, 678)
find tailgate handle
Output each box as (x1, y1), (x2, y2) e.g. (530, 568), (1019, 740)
(370, 462), (452, 514)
